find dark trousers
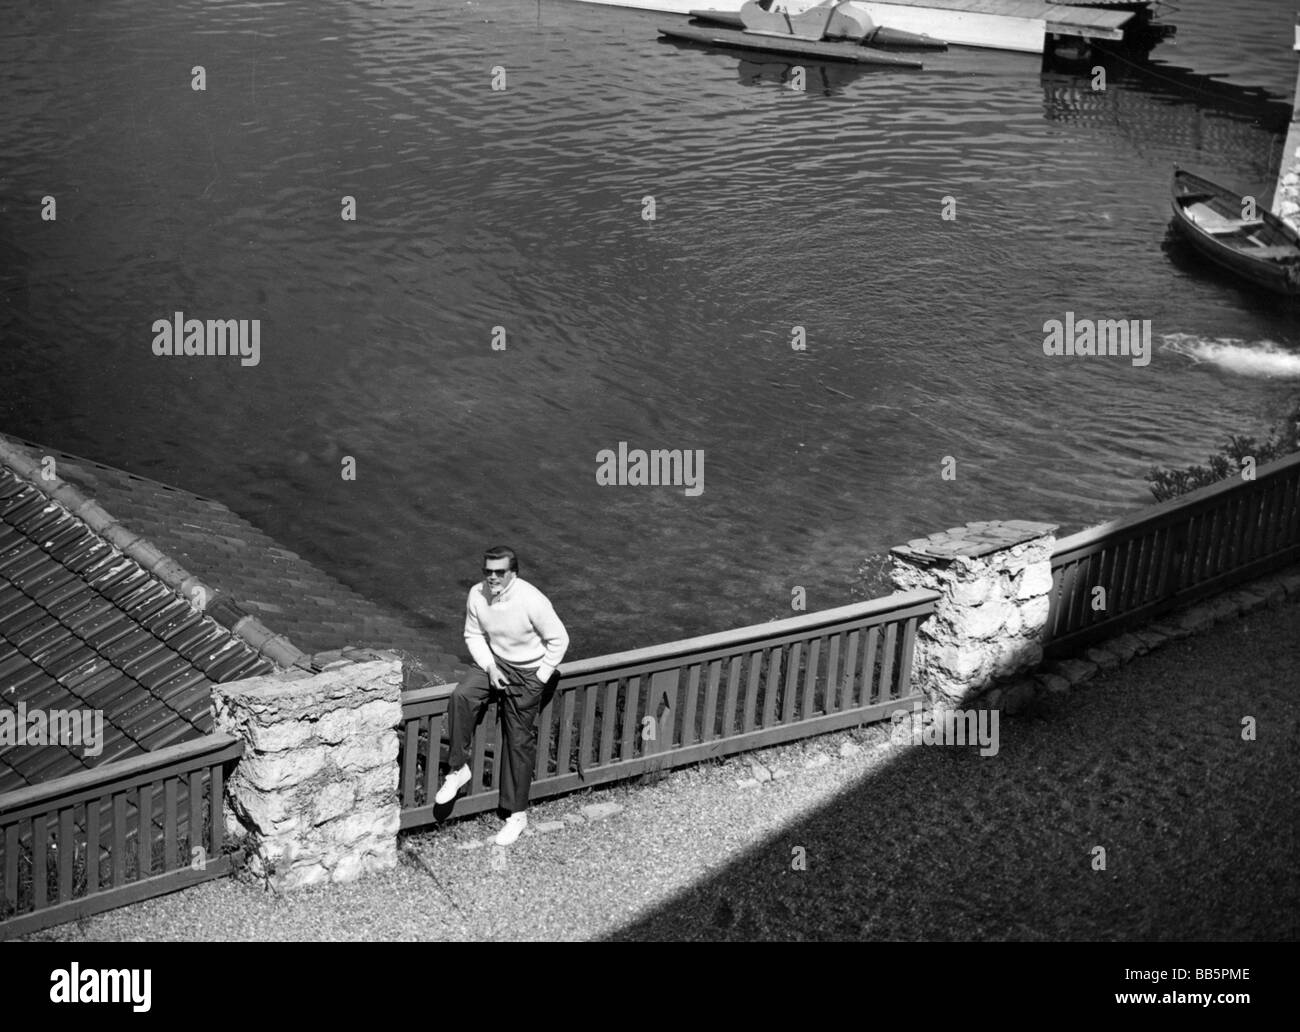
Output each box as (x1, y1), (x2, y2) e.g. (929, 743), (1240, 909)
(446, 657), (554, 814)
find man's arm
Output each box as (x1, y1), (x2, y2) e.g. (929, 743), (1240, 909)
(529, 592), (570, 684)
(464, 591), (496, 673)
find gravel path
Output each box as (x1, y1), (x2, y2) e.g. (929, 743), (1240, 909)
(20, 598), (1299, 942)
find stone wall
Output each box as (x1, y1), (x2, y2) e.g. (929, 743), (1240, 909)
(212, 657), (402, 890)
(889, 520), (1057, 708)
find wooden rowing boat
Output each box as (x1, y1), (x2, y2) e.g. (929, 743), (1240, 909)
(1169, 168), (1300, 296)
(659, 23), (925, 63)
(688, 3), (948, 47)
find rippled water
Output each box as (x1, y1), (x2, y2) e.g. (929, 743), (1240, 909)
(2, 0), (1298, 658)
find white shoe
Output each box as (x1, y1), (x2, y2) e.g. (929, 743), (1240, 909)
(435, 764), (472, 804)
(494, 812), (528, 846)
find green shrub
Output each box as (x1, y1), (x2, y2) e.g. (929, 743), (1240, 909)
(1145, 404), (1300, 503)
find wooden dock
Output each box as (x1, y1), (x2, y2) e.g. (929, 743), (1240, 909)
(1273, 15), (1300, 232)
(576, 0), (1142, 52)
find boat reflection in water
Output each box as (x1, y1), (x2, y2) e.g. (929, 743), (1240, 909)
(656, 35), (893, 93)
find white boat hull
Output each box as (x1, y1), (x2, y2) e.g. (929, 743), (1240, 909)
(573, 0), (1049, 52)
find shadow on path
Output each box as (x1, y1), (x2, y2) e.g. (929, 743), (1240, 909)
(605, 604), (1300, 941)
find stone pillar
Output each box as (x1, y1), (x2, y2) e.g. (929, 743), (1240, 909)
(889, 521), (1057, 708)
(211, 657), (402, 890)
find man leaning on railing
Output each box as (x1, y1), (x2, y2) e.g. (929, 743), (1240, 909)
(435, 545), (569, 846)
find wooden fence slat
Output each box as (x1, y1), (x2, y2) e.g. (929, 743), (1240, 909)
(801, 636), (822, 719)
(87, 799), (102, 893)
(742, 650), (762, 734)
(781, 641), (801, 724)
(598, 681), (618, 764)
(402, 720), (419, 810)
(620, 676), (640, 762)
(32, 815), (47, 910)
(209, 765), (223, 856)
(556, 690), (577, 771)
(112, 794), (126, 888)
(862, 625), (880, 705)
(682, 665), (701, 747)
(579, 684), (598, 770)
(535, 692), (555, 781)
(762, 646), (782, 728)
(4, 823), (19, 912)
(880, 623), (899, 702)
(824, 632), (843, 713)
(701, 660), (721, 743)
(188, 771), (201, 867)
(722, 660), (741, 739)
(1232, 488), (1254, 569)
(1056, 559), (1080, 639)
(424, 715), (443, 803)
(164, 781), (178, 872)
(840, 629), (861, 711)
(137, 783), (152, 879)
(1202, 502), (1225, 581)
(58, 807), (74, 904)
(897, 616), (920, 698)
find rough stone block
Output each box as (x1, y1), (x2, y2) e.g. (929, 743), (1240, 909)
(1148, 619), (1190, 642)
(248, 718), (315, 753)
(1177, 607), (1217, 634)
(536, 821), (566, 833)
(313, 782), (355, 825)
(735, 778), (761, 789)
(1016, 564), (1054, 600)
(1253, 579), (1287, 606)
(581, 802), (624, 821)
(278, 863), (330, 891)
(1109, 633), (1146, 659)
(950, 578), (990, 607)
(804, 752), (831, 769)
(242, 746), (328, 792)
(1019, 594), (1051, 629)
(1083, 646), (1121, 672)
(1035, 673), (1071, 694)
(964, 598), (1014, 640)
(1226, 587), (1271, 614)
(1279, 568), (1300, 597)
(838, 740), (862, 759)
(1050, 658), (1098, 686)
(751, 763), (772, 782)
(1133, 628), (1167, 651)
(1207, 597), (1242, 623)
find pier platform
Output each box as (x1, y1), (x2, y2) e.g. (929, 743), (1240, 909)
(1272, 17), (1300, 232)
(576, 0), (1143, 53)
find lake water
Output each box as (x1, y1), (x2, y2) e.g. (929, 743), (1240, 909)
(2, 0), (1298, 660)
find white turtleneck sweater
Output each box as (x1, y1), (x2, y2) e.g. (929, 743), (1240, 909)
(464, 576), (569, 683)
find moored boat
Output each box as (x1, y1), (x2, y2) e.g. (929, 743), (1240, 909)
(688, 1), (948, 47)
(659, 22), (925, 64)
(1169, 167), (1300, 296)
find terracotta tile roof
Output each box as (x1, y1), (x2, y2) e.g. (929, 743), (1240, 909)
(0, 434), (468, 792)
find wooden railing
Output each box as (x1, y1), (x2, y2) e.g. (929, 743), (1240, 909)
(0, 733), (242, 939)
(1046, 451), (1300, 656)
(398, 589), (938, 829)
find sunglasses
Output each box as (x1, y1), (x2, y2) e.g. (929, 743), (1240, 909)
(483, 568), (512, 578)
